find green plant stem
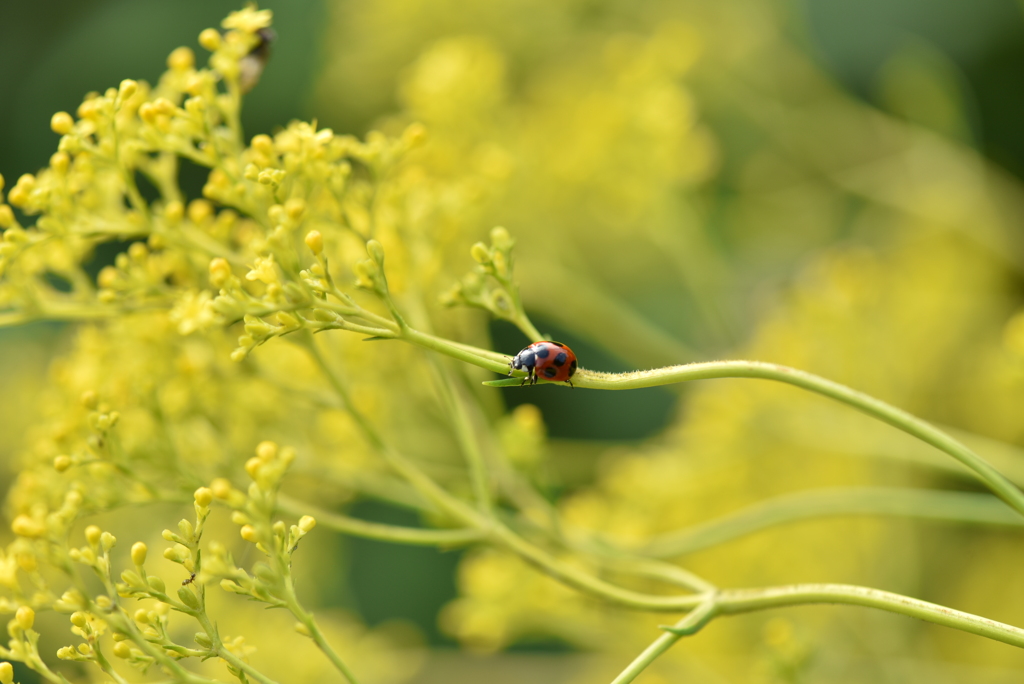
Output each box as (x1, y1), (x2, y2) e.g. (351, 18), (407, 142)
(425, 356), (493, 513)
(92, 644), (131, 684)
(594, 554), (716, 594)
(195, 610), (281, 684)
(403, 327), (510, 372)
(611, 583), (1024, 684)
(717, 583), (1024, 646)
(300, 330), (480, 524)
(277, 494), (484, 546)
(284, 587), (360, 684)
(640, 487), (1023, 558)
(307, 329), (1024, 652)
(488, 360), (1024, 519)
(611, 596), (718, 684)
(106, 613), (219, 684)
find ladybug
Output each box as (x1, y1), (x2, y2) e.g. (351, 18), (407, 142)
(508, 341), (578, 387)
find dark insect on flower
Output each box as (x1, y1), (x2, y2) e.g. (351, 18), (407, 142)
(239, 28), (276, 93)
(509, 341), (578, 387)
(182, 572), (196, 586)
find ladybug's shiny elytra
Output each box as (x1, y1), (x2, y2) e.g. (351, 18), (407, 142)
(508, 341), (578, 387)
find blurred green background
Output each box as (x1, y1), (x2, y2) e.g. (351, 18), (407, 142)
(7, 0), (1024, 682)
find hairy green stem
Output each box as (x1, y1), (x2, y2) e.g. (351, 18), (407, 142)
(488, 360), (1024, 519)
(717, 583), (1024, 646)
(640, 487), (1023, 558)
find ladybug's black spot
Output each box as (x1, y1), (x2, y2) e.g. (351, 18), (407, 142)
(519, 351), (536, 368)
(553, 351), (567, 366)
(569, 360), (578, 377)
(543, 367), (558, 378)
(535, 346), (550, 359)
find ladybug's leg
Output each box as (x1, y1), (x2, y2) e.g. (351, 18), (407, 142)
(567, 379), (574, 389)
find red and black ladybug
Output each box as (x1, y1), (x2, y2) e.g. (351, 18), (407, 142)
(508, 341), (578, 387)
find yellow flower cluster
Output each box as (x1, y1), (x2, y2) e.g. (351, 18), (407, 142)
(4, 1), (1024, 683)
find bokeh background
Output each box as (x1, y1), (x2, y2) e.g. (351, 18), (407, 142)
(6, 0), (1024, 682)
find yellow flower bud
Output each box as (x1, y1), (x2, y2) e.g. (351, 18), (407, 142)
(284, 197), (306, 219)
(0, 173), (4, 192)
(112, 640), (131, 659)
(94, 595), (112, 609)
(15, 606), (35, 631)
(187, 199), (213, 224)
(366, 239), (385, 265)
(53, 455), (71, 472)
(134, 609), (150, 624)
(490, 226), (512, 248)
(50, 151), (70, 173)
(255, 440), (278, 461)
(354, 259), (376, 289)
(0, 661), (12, 684)
(85, 525), (102, 547)
(470, 242), (491, 264)
(208, 257), (232, 288)
(81, 390), (99, 409)
(163, 546), (186, 562)
(251, 134), (274, 154)
(76, 98), (100, 120)
(51, 111), (75, 135)
(6, 187), (26, 207)
(0, 205), (13, 229)
(100, 531), (116, 551)
(194, 487), (214, 508)
(153, 98), (176, 116)
(161, 200), (184, 225)
(118, 79), (138, 101)
(304, 230), (323, 255)
(70, 611), (88, 628)
(240, 525), (259, 543)
(294, 621), (312, 637)
(97, 266), (118, 290)
(199, 28), (222, 51)
(167, 46), (195, 71)
(138, 102), (157, 123)
(11, 515), (45, 538)
(244, 457), (263, 480)
(210, 478), (233, 499)
(298, 515), (316, 533)
(131, 542), (148, 566)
